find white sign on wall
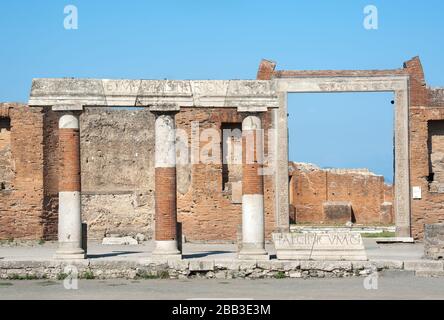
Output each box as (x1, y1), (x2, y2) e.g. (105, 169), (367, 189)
(412, 186), (422, 199)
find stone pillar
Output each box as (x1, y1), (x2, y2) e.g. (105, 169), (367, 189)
(238, 115), (269, 260)
(55, 112), (86, 259)
(152, 113), (181, 259)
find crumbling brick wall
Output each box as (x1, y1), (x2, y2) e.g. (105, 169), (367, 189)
(0, 103), (45, 240)
(41, 108), (59, 239)
(176, 108), (276, 241)
(79, 108), (155, 239)
(39, 107), (156, 240)
(0, 117), (13, 191)
(289, 162), (393, 225)
(5, 56), (443, 242)
(407, 57), (444, 239)
(32, 107), (276, 242)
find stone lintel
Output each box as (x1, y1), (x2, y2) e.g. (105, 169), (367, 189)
(276, 75), (410, 93)
(29, 79), (279, 109)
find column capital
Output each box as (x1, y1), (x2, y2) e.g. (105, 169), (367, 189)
(149, 103), (180, 113)
(237, 106), (268, 113)
(242, 114), (262, 130)
(59, 113), (80, 129)
(52, 104), (84, 112)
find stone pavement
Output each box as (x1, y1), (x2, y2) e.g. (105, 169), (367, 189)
(0, 239), (443, 279)
(0, 239), (424, 261)
(1, 271), (444, 300)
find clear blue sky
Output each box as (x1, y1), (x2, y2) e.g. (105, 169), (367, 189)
(1, 1), (443, 181)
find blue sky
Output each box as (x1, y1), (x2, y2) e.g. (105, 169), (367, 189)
(1, 1), (443, 181)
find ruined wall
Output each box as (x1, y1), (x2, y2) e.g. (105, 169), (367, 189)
(29, 107), (276, 242)
(80, 108), (155, 239)
(176, 108), (276, 241)
(8, 56), (443, 241)
(262, 56), (444, 239)
(407, 57), (444, 239)
(0, 103), (45, 239)
(39, 108), (156, 240)
(289, 162), (393, 225)
(41, 108), (59, 239)
(0, 118), (13, 191)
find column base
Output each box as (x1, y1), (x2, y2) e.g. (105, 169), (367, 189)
(238, 246), (269, 260)
(396, 226), (411, 238)
(54, 244), (86, 260)
(151, 240), (182, 260)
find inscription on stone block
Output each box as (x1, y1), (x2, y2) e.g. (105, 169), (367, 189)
(272, 232), (367, 261)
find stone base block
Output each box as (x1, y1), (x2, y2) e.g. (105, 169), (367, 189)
(424, 223), (444, 260)
(152, 240), (181, 256)
(102, 236), (138, 245)
(323, 201), (352, 223)
(415, 270), (444, 277)
(380, 202), (393, 224)
(273, 232), (368, 261)
(374, 237), (414, 243)
(404, 260), (444, 272)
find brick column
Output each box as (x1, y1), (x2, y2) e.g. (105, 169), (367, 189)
(55, 112), (86, 259)
(152, 113), (181, 259)
(238, 115), (269, 260)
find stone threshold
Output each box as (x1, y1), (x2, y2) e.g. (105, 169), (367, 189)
(374, 237), (414, 243)
(0, 258), (443, 280)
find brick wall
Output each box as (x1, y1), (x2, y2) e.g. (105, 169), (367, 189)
(42, 108), (59, 239)
(5, 56), (443, 241)
(176, 108), (276, 241)
(24, 106), (276, 242)
(80, 108), (155, 239)
(405, 57), (444, 239)
(0, 117), (13, 191)
(264, 56), (444, 239)
(39, 108), (156, 240)
(0, 103), (45, 240)
(289, 162), (393, 225)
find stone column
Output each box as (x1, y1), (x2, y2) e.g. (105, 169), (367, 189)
(55, 111), (86, 259)
(394, 87), (411, 238)
(238, 115), (269, 260)
(152, 113), (181, 259)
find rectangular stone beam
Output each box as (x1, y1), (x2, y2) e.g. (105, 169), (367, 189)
(28, 79), (279, 109)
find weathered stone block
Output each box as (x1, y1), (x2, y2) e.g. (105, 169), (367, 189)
(323, 201), (352, 223)
(300, 261), (353, 272)
(372, 259), (404, 270)
(231, 181), (242, 204)
(189, 260), (215, 272)
(424, 223), (444, 260)
(380, 202), (394, 224)
(214, 260), (240, 271)
(102, 236), (138, 245)
(167, 259), (189, 271)
(404, 260), (444, 272)
(273, 232), (367, 261)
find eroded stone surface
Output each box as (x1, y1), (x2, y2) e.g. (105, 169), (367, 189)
(424, 223), (444, 260)
(273, 232), (367, 261)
